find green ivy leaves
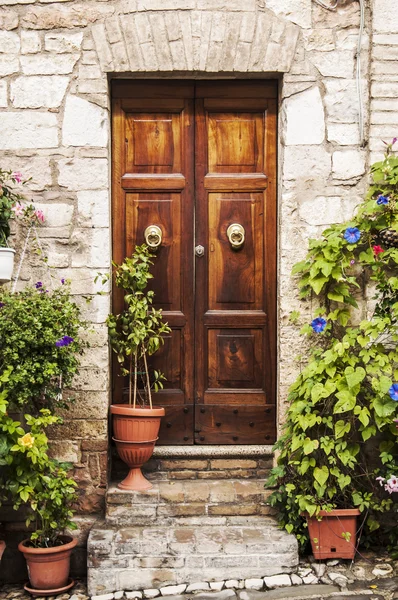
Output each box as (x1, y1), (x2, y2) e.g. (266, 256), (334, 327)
(267, 144), (398, 550)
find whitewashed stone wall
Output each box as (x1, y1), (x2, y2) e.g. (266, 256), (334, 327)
(0, 0), (397, 521)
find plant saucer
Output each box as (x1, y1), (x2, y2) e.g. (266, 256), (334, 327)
(24, 578), (74, 597)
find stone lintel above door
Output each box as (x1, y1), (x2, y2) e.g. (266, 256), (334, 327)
(92, 8), (299, 75)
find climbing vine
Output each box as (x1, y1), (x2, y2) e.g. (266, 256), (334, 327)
(268, 140), (398, 549)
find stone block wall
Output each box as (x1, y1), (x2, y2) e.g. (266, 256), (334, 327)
(0, 0), (398, 577)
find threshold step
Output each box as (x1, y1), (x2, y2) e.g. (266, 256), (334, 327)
(106, 480), (272, 525)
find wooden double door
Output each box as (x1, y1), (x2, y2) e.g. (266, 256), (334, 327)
(112, 80), (277, 445)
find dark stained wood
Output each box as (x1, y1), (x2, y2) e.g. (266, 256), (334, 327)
(158, 404), (194, 444)
(195, 405), (276, 445)
(195, 81), (278, 99)
(194, 82), (277, 443)
(111, 82), (195, 444)
(112, 80), (277, 445)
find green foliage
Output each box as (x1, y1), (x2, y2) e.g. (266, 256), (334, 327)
(107, 244), (171, 407)
(268, 141), (398, 550)
(0, 369), (77, 547)
(0, 282), (86, 413)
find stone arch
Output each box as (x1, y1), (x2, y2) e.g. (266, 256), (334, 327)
(90, 7), (299, 75)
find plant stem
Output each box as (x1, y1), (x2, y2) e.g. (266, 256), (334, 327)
(142, 347), (152, 409)
(133, 352), (137, 409)
(129, 354), (133, 406)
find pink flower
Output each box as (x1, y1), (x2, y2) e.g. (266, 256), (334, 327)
(385, 476), (398, 494)
(13, 171), (23, 184)
(372, 245), (384, 256)
(376, 476), (385, 487)
(35, 209), (45, 223)
(11, 202), (24, 217)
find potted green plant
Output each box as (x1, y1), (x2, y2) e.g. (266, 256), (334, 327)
(0, 280), (85, 591)
(107, 244), (171, 491)
(0, 169), (44, 283)
(268, 139), (398, 557)
(0, 368), (77, 595)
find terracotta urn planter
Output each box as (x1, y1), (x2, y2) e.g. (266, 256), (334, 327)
(0, 247), (15, 283)
(306, 508), (360, 560)
(18, 535), (77, 597)
(111, 404), (165, 491)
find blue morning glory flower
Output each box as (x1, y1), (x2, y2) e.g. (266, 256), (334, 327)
(55, 335), (74, 348)
(311, 317), (327, 333)
(377, 195), (389, 205)
(344, 227), (361, 244)
(388, 384), (398, 401)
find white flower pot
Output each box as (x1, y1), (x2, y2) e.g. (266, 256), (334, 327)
(0, 248), (15, 283)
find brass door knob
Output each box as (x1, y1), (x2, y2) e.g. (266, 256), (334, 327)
(144, 225), (162, 248)
(227, 223), (245, 249)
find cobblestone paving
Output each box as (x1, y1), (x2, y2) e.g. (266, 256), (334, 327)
(2, 555), (398, 600)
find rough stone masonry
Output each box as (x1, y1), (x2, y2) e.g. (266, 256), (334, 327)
(1, 0), (398, 585)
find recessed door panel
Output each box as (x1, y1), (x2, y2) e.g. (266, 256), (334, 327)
(126, 192), (181, 310)
(208, 192), (264, 309)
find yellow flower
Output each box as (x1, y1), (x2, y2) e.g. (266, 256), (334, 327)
(19, 433), (35, 449)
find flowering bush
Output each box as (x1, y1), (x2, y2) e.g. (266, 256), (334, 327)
(0, 169), (44, 247)
(0, 369), (77, 547)
(0, 281), (86, 414)
(267, 140), (398, 550)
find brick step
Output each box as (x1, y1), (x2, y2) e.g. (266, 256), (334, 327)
(106, 480), (272, 525)
(112, 451), (273, 481)
(87, 516), (299, 596)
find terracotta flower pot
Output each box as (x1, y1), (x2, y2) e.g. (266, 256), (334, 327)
(18, 535), (77, 594)
(111, 404), (165, 491)
(0, 540), (5, 562)
(306, 508), (360, 560)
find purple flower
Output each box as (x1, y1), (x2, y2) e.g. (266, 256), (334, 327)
(12, 171), (23, 184)
(344, 227), (361, 244)
(393, 138), (397, 145)
(311, 317), (327, 333)
(0, 302), (4, 308)
(350, 259), (355, 266)
(35, 281), (43, 289)
(61, 278), (65, 285)
(377, 195), (389, 205)
(55, 335), (74, 348)
(388, 383), (398, 401)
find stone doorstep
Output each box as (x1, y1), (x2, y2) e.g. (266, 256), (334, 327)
(105, 480), (272, 524)
(87, 517), (299, 596)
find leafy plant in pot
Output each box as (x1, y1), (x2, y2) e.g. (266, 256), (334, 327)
(267, 139), (398, 559)
(107, 244), (171, 491)
(0, 370), (77, 596)
(0, 279), (85, 593)
(0, 169), (44, 283)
